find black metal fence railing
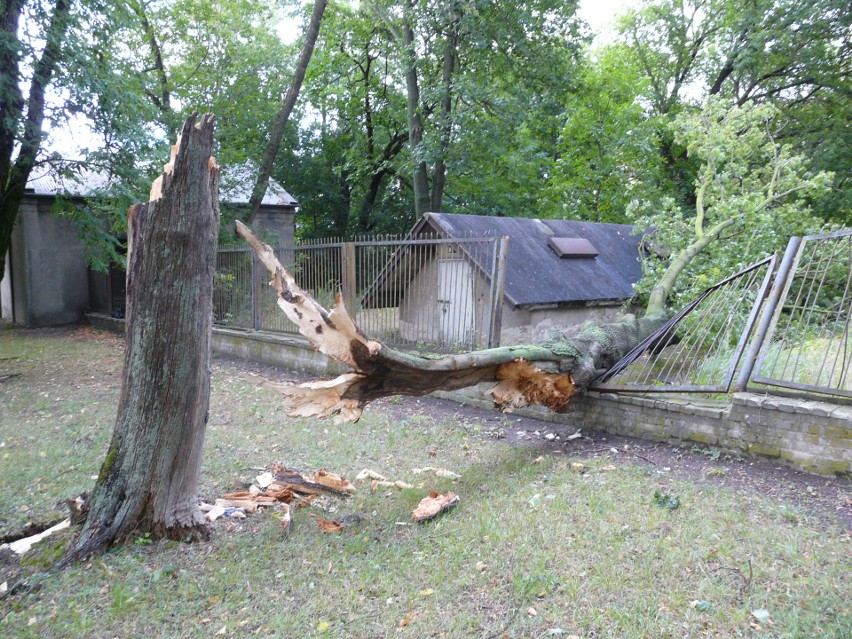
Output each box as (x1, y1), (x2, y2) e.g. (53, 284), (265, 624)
(591, 256), (776, 394)
(750, 230), (852, 399)
(216, 227), (851, 403)
(593, 228), (852, 402)
(214, 234), (509, 353)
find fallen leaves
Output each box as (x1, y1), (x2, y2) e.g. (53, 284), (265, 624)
(317, 518), (345, 534)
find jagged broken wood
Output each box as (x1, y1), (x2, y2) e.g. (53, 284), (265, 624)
(235, 221), (667, 423)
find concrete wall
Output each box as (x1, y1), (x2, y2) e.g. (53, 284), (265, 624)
(203, 327), (851, 477)
(86, 321), (851, 478)
(439, 385), (852, 477)
(6, 197), (90, 326)
(211, 327), (346, 376)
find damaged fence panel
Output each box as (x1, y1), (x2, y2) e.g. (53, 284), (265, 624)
(591, 256), (776, 393)
(750, 230), (852, 399)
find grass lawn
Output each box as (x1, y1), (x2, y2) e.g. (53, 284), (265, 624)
(0, 326), (849, 638)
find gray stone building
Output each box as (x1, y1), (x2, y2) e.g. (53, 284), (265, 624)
(1, 167), (297, 327)
(364, 212), (646, 346)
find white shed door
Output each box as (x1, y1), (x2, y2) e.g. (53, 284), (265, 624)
(438, 259), (474, 344)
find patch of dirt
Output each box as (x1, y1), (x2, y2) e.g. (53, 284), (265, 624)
(218, 355), (852, 530)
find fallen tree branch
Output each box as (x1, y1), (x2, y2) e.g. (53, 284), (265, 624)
(235, 222), (667, 423)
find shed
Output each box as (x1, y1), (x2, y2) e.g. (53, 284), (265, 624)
(1, 167), (297, 327)
(365, 212), (644, 346)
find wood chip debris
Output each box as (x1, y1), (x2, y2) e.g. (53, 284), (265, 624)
(355, 468), (413, 489)
(317, 514), (361, 533)
(411, 467), (460, 480)
(204, 465), (356, 524)
(355, 469), (387, 481)
(279, 503), (292, 534)
(370, 480), (414, 490)
(269, 464), (356, 495)
(411, 491), (460, 522)
(1, 518), (71, 555)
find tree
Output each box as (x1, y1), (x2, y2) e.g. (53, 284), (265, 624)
(618, 0), (851, 221)
(63, 113), (219, 563)
(632, 98), (832, 313)
(234, 97), (832, 421)
(541, 45), (665, 223)
(0, 0), (73, 282)
(362, 0), (583, 217)
(248, 0), (328, 225)
(281, 2), (412, 238)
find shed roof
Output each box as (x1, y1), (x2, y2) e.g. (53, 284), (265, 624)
(420, 213), (643, 307)
(25, 164), (297, 207)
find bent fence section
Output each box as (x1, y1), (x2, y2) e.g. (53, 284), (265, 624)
(592, 229), (852, 403)
(215, 228), (851, 404)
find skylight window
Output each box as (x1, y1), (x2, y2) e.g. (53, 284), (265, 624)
(547, 237), (599, 259)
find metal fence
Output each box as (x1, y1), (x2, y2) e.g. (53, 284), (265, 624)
(214, 234), (509, 352)
(749, 230), (852, 399)
(216, 226), (851, 402)
(591, 256), (776, 393)
(591, 228), (852, 402)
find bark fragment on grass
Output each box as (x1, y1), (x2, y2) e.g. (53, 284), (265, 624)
(411, 491), (460, 522)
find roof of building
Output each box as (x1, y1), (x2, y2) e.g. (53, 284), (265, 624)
(418, 212), (643, 307)
(25, 164), (297, 207)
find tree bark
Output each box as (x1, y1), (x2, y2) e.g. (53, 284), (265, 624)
(248, 0), (327, 224)
(62, 113), (220, 564)
(429, 10), (459, 213)
(402, 16), (432, 216)
(236, 222), (667, 423)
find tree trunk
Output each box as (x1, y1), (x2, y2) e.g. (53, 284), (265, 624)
(402, 18), (432, 216)
(248, 0), (327, 224)
(62, 113), (220, 564)
(429, 11), (459, 213)
(235, 222), (667, 423)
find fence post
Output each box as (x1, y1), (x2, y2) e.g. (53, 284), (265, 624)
(487, 236), (509, 348)
(251, 253), (263, 330)
(734, 236), (802, 391)
(341, 241), (357, 313)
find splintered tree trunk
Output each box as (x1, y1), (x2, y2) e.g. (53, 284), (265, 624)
(63, 113), (219, 564)
(235, 222), (667, 423)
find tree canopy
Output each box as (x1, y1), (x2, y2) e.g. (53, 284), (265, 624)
(1, 0), (848, 274)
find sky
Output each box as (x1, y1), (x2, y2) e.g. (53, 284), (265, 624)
(578, 0), (638, 45)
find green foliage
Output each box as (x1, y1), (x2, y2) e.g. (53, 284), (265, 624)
(281, 0), (586, 234)
(652, 490), (681, 510)
(542, 45), (666, 223)
(619, 0), (852, 223)
(631, 98), (832, 310)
